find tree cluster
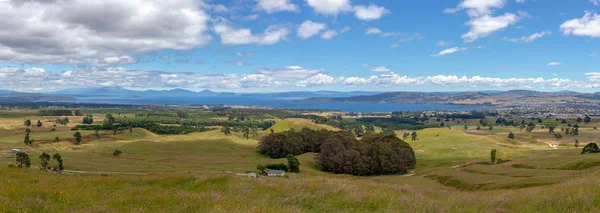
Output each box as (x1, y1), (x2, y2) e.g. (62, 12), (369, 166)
(317, 132), (416, 176)
(257, 128), (334, 158)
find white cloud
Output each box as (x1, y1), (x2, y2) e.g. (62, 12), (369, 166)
(0, 0), (211, 65)
(297, 20), (327, 39)
(306, 0), (352, 16)
(590, 52), (598, 56)
(0, 66), (595, 91)
(211, 4), (229, 13)
(458, 0), (507, 17)
(592, 0), (600, 6)
(516, 0), (525, 3)
(365, 28), (403, 37)
(370, 66), (392, 72)
(91, 55), (138, 67)
(432, 47), (467, 56)
(321, 30), (339, 40)
(254, 66), (323, 79)
(340, 26), (351, 33)
(560, 11), (600, 38)
(366, 28), (383, 35)
(255, 0), (298, 14)
(235, 52), (255, 57)
(296, 74), (337, 86)
(505, 31), (551, 43)
(436, 41), (451, 46)
(213, 21), (290, 45)
(462, 13), (520, 42)
(547, 62), (562, 66)
(243, 14), (260, 21)
(353, 4), (390, 21)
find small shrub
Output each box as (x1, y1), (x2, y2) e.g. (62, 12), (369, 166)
(7, 164), (16, 168)
(51, 128), (56, 132)
(490, 149), (497, 165)
(112, 150), (122, 157)
(581, 143), (600, 154)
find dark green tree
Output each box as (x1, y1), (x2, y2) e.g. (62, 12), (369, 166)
(112, 150), (122, 157)
(39, 152), (51, 170)
(411, 131), (418, 141)
(508, 132), (515, 140)
(73, 131), (82, 145)
(24, 133), (33, 146)
(36, 120), (42, 127)
(24, 119), (31, 127)
(16, 152), (31, 168)
(585, 116), (591, 123)
(286, 154), (300, 173)
(52, 153), (64, 171)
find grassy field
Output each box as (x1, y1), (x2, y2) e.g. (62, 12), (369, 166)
(1, 116), (600, 212)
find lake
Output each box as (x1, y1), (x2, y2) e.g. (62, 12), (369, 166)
(75, 96), (491, 113)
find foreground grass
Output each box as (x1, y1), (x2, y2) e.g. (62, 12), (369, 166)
(1, 167), (600, 212)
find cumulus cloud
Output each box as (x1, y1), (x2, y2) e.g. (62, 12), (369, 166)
(306, 0), (352, 16)
(547, 62), (562, 66)
(516, 0), (525, 3)
(213, 21), (290, 45)
(255, 0), (298, 14)
(590, 52), (598, 56)
(354, 4), (390, 21)
(296, 73), (338, 86)
(432, 47), (467, 56)
(454, 0), (507, 17)
(0, 0), (211, 65)
(462, 13), (520, 42)
(297, 20), (329, 40)
(560, 11), (600, 38)
(592, 0), (600, 6)
(505, 31), (551, 43)
(321, 30), (339, 40)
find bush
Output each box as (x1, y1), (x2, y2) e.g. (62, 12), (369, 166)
(112, 150), (122, 157)
(581, 143), (600, 154)
(266, 163), (288, 171)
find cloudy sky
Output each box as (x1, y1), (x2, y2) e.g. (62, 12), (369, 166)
(1, 0), (600, 92)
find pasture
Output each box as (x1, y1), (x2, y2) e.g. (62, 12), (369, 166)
(1, 110), (600, 212)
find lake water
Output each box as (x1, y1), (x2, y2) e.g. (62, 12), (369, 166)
(76, 97), (491, 113)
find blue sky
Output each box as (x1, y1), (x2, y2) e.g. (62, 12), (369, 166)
(0, 0), (599, 92)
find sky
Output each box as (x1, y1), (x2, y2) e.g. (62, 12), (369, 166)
(0, 0), (600, 93)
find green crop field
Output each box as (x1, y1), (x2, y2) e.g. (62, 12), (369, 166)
(2, 114), (600, 212)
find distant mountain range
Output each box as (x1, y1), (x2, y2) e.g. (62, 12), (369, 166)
(0, 87), (599, 106)
(301, 90), (600, 106)
(42, 86), (381, 98)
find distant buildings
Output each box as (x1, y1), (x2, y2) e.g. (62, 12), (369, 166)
(266, 170), (285, 177)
